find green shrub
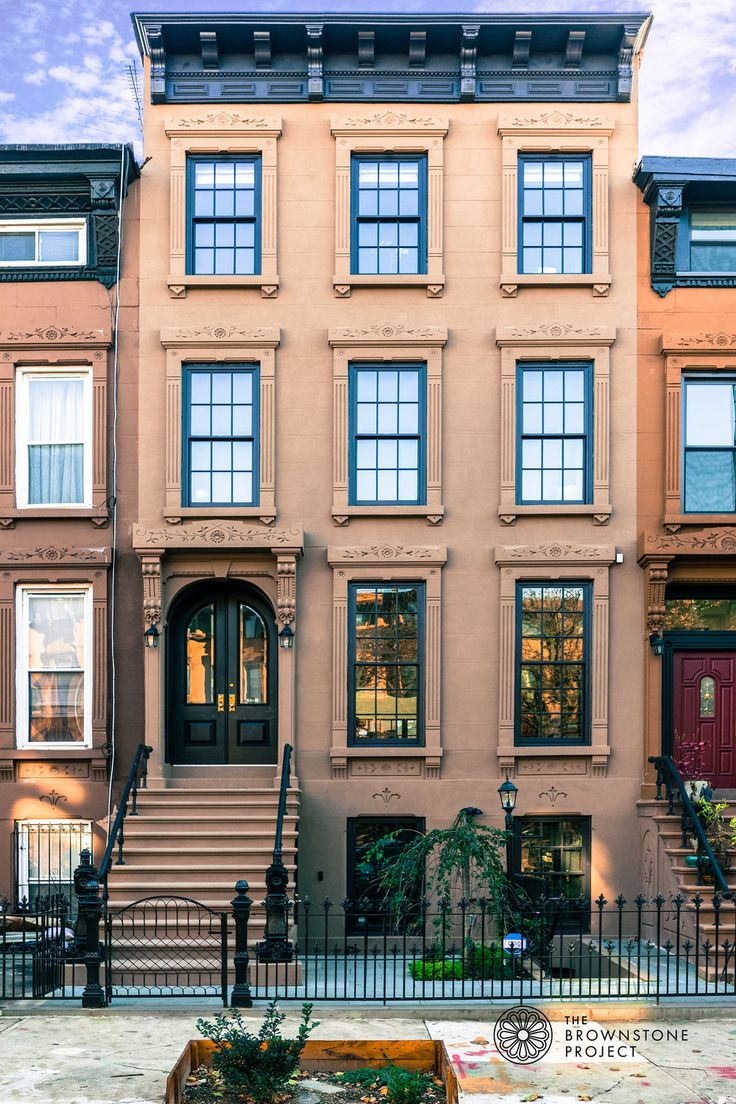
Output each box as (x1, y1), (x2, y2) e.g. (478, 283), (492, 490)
(409, 942), (515, 980)
(195, 1000), (317, 1102)
(336, 1064), (433, 1104)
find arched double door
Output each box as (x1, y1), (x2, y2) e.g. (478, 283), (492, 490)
(167, 583), (277, 765)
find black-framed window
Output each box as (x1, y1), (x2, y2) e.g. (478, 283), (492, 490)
(346, 816), (424, 934)
(516, 582), (590, 745)
(517, 363), (591, 504)
(688, 209), (736, 272)
(683, 377), (736, 513)
(186, 155), (261, 276)
(351, 154), (427, 275)
(519, 155), (591, 275)
(183, 365), (259, 506)
(349, 583), (423, 746)
(513, 817), (590, 929)
(349, 364), (425, 505)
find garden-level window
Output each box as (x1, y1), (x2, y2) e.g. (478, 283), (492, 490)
(346, 817), (423, 934)
(350, 583), (423, 745)
(514, 817), (590, 928)
(16, 369), (92, 508)
(350, 365), (425, 505)
(184, 366), (259, 507)
(683, 378), (736, 512)
(16, 821), (92, 914)
(351, 155), (427, 275)
(16, 587), (92, 748)
(519, 155), (591, 275)
(187, 156), (261, 275)
(516, 582), (589, 744)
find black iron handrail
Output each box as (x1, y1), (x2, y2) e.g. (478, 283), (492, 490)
(273, 742), (293, 862)
(99, 743), (152, 900)
(649, 754), (732, 899)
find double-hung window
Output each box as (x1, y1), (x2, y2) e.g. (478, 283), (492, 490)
(350, 583), (423, 745)
(517, 363), (590, 504)
(514, 817), (590, 927)
(187, 155), (261, 276)
(352, 155), (427, 275)
(689, 210), (736, 272)
(0, 219), (86, 268)
(17, 586), (92, 748)
(16, 368), (92, 508)
(517, 582), (589, 744)
(184, 366), (259, 507)
(519, 155), (590, 275)
(350, 365), (425, 505)
(683, 377), (736, 512)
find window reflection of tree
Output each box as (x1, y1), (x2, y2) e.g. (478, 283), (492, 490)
(240, 606), (266, 704)
(354, 586), (419, 741)
(28, 594), (85, 742)
(186, 605), (214, 704)
(519, 585), (584, 741)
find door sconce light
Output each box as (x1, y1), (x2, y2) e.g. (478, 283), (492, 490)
(144, 623), (160, 650)
(649, 632), (665, 657)
(279, 624), (294, 650)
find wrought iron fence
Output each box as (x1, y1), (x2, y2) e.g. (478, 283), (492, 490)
(0, 894), (83, 1000)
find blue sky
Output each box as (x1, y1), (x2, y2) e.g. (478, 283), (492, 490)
(0, 0), (735, 158)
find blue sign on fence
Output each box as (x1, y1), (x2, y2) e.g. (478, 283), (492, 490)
(502, 932), (527, 956)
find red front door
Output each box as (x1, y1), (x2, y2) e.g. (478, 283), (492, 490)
(673, 652), (736, 789)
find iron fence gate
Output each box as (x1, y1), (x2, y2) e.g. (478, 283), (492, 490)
(104, 896), (228, 1003)
(0, 895), (81, 1000)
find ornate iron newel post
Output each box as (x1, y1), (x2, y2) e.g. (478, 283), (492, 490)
(255, 851), (294, 963)
(231, 879), (253, 1008)
(73, 848), (106, 1009)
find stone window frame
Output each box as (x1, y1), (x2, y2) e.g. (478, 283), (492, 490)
(661, 332), (736, 529)
(497, 111), (614, 298)
(328, 324), (447, 526)
(327, 543), (446, 780)
(164, 113), (282, 299)
(496, 323), (615, 525)
(0, 327), (110, 529)
(331, 111), (449, 298)
(0, 550), (110, 778)
(160, 326), (280, 526)
(494, 542), (616, 778)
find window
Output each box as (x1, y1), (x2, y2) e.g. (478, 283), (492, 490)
(350, 365), (425, 506)
(517, 582), (589, 744)
(350, 583), (423, 746)
(519, 156), (590, 275)
(683, 378), (736, 513)
(16, 587), (92, 748)
(352, 155), (427, 275)
(16, 821), (92, 914)
(184, 366), (259, 507)
(16, 369), (92, 508)
(689, 210), (736, 272)
(0, 219), (86, 267)
(514, 817), (590, 927)
(346, 817), (423, 933)
(187, 156), (261, 276)
(517, 364), (590, 504)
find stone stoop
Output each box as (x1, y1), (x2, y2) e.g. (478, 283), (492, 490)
(639, 797), (736, 978)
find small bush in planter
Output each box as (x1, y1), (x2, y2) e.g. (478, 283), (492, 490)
(409, 941), (514, 980)
(195, 1000), (318, 1103)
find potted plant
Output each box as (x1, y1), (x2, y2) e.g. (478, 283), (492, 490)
(676, 737), (712, 806)
(695, 799), (733, 880)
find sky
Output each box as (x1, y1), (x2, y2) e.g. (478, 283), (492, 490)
(0, 0), (735, 158)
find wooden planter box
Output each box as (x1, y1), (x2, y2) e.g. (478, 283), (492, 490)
(166, 1038), (458, 1104)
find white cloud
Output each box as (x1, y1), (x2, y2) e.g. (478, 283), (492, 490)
(23, 70), (46, 86)
(0, 91), (15, 103)
(31, 51), (47, 65)
(47, 65), (102, 93)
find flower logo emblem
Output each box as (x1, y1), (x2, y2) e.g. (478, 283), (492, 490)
(493, 1005), (553, 1064)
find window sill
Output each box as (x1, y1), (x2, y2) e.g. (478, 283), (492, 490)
(332, 505), (444, 526)
(164, 507), (277, 526)
(9, 747), (97, 758)
(664, 513), (736, 531)
(330, 745), (442, 779)
(499, 504), (611, 526)
(333, 274), (445, 298)
(500, 273), (612, 297)
(498, 744), (610, 778)
(167, 275), (279, 299)
(1, 507), (109, 529)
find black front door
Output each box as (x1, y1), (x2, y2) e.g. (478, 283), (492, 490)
(168, 585), (277, 765)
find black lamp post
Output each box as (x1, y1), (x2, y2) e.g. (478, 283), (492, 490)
(497, 776), (518, 877)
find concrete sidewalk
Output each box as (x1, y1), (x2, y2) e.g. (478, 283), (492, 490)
(0, 1005), (735, 1104)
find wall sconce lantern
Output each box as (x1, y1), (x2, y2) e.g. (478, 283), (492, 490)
(144, 623), (160, 650)
(279, 624), (294, 650)
(649, 632), (665, 657)
(497, 776), (518, 876)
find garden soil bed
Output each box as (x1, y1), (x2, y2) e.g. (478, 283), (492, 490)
(166, 1040), (458, 1104)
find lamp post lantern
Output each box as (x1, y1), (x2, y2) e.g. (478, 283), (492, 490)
(497, 776), (518, 877)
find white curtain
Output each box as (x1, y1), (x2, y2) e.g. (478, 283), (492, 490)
(27, 378), (84, 504)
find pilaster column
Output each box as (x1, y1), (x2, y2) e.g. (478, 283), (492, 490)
(140, 552), (164, 779)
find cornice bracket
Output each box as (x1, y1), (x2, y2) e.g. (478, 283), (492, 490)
(460, 24), (480, 101)
(358, 30), (375, 68)
(512, 30), (532, 69)
(564, 30), (585, 69)
(616, 22), (639, 102)
(200, 31), (219, 70)
(409, 30), (427, 68)
(306, 23), (324, 101)
(147, 23), (166, 104)
(254, 30), (271, 69)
